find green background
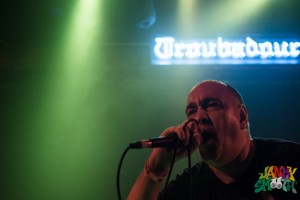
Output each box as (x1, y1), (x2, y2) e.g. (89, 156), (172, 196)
(1, 0), (300, 199)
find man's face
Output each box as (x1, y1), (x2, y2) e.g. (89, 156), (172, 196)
(186, 81), (248, 167)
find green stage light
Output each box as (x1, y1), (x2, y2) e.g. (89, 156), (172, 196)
(26, 1), (108, 199)
(176, 0), (270, 36)
(209, 0), (270, 31)
(177, 0), (198, 35)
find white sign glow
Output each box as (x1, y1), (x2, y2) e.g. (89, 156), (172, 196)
(152, 37), (300, 65)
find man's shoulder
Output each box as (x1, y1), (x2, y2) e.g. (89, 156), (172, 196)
(178, 161), (209, 179)
(253, 137), (300, 164)
(171, 161), (210, 185)
(253, 137), (300, 149)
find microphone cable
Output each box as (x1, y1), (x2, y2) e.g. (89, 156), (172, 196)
(117, 146), (130, 200)
(116, 118), (198, 200)
(182, 118), (198, 200)
(161, 118), (197, 200)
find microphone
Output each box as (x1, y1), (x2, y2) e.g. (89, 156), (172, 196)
(129, 134), (182, 149)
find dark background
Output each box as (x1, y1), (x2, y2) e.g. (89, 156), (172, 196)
(1, 0), (300, 199)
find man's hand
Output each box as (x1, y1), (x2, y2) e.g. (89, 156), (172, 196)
(146, 120), (201, 177)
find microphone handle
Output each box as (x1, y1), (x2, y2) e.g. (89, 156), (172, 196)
(129, 134), (179, 149)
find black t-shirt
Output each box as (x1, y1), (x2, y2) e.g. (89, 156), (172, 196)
(158, 138), (300, 200)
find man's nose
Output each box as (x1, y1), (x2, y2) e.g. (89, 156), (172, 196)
(195, 109), (211, 125)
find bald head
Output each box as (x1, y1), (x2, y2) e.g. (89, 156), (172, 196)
(189, 80), (245, 105)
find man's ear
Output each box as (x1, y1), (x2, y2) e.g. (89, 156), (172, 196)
(239, 104), (248, 129)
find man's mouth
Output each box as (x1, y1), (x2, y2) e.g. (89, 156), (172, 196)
(201, 130), (214, 145)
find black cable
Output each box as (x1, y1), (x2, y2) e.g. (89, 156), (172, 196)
(163, 145), (177, 191)
(117, 146), (130, 200)
(182, 118), (198, 200)
(187, 142), (192, 200)
(162, 119), (198, 200)
(117, 119), (198, 200)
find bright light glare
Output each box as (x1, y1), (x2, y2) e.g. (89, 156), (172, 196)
(209, 0), (270, 30)
(176, 0), (270, 35)
(64, 0), (102, 66)
(177, 0), (198, 35)
(34, 0), (104, 198)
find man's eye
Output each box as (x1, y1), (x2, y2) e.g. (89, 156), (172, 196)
(187, 108), (197, 116)
(206, 102), (223, 111)
(207, 102), (219, 107)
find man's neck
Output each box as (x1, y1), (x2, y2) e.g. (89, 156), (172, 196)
(208, 139), (256, 184)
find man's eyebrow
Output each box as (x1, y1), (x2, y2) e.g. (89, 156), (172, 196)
(185, 102), (197, 113)
(186, 97), (223, 113)
(202, 97), (222, 104)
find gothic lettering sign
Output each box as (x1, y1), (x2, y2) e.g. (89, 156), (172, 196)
(152, 37), (300, 65)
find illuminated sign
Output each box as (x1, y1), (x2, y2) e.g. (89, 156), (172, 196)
(151, 37), (300, 65)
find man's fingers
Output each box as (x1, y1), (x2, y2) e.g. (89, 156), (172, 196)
(182, 120), (199, 146)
